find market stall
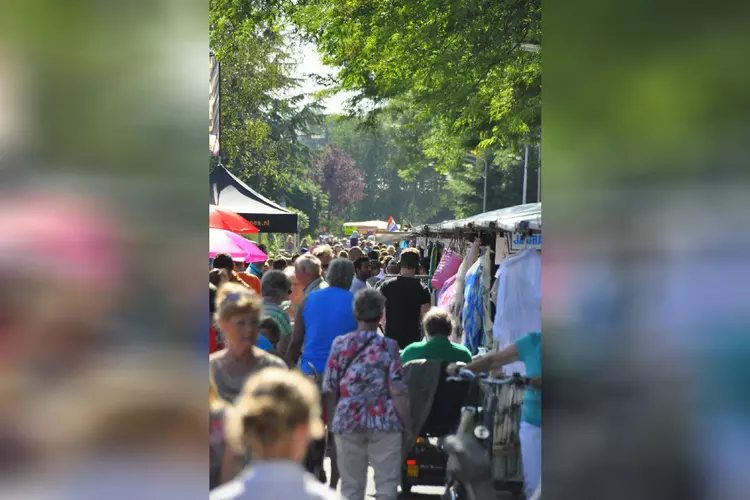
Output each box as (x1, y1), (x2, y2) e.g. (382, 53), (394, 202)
(209, 164), (298, 234)
(343, 220), (388, 235)
(413, 202), (541, 346)
(411, 202), (541, 490)
(417, 202), (541, 245)
(373, 230), (413, 245)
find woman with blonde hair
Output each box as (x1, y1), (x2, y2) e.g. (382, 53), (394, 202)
(211, 368), (345, 500)
(210, 283), (288, 487)
(210, 283), (287, 403)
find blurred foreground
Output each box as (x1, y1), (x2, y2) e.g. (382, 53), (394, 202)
(544, 0), (750, 498)
(0, 1), (208, 498)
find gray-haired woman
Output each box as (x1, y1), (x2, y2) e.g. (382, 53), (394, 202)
(322, 288), (411, 500)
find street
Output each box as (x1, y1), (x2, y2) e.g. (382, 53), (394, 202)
(324, 458), (445, 499)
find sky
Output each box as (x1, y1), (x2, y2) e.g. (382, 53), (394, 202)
(287, 37), (352, 115)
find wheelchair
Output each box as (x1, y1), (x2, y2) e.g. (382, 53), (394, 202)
(400, 362), (478, 494)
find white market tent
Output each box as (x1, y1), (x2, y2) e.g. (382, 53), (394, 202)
(419, 202), (541, 235)
(343, 220), (389, 235)
(374, 231), (413, 244)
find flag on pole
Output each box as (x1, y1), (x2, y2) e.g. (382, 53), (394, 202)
(209, 53), (220, 156)
(387, 216), (398, 232)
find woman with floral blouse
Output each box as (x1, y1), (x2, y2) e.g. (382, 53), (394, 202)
(322, 288), (411, 500)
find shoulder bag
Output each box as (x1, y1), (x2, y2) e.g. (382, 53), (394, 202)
(335, 333), (379, 401)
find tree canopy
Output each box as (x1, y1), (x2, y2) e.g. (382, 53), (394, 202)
(312, 144), (365, 218)
(287, 0), (540, 158)
(210, 0), (541, 237)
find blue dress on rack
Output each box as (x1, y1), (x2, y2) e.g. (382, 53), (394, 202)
(462, 259), (484, 354)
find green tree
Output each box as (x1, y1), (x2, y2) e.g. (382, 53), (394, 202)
(288, 207), (311, 235)
(310, 112), (459, 225)
(287, 0), (541, 156)
(210, 0), (325, 226)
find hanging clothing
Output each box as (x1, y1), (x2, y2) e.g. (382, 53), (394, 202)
(437, 274), (457, 308)
(462, 247), (491, 355)
(479, 249), (494, 349)
(428, 244), (441, 277)
(462, 259), (483, 354)
(492, 249), (541, 376)
(453, 240), (481, 344)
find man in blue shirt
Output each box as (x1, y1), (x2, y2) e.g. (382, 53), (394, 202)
(286, 259), (357, 374)
(285, 258), (357, 482)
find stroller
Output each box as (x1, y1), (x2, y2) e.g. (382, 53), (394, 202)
(401, 361), (477, 494)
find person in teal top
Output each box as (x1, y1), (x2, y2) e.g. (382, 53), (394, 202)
(446, 331), (542, 498)
(401, 308), (473, 364)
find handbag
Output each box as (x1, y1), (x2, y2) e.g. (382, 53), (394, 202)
(335, 334), (379, 401)
(431, 249), (463, 290)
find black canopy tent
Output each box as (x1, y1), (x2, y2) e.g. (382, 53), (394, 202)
(209, 165), (298, 234)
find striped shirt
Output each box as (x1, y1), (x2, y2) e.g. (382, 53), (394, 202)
(263, 300), (292, 337)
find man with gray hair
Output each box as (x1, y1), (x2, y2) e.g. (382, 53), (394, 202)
(260, 270), (294, 354)
(285, 258), (358, 485)
(295, 253), (328, 297)
(312, 244), (334, 276)
(286, 258), (357, 372)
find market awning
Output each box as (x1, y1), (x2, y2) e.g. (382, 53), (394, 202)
(420, 202), (541, 234)
(209, 165), (298, 234)
(373, 231), (412, 244)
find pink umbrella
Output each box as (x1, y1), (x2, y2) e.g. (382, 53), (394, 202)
(209, 228), (267, 262)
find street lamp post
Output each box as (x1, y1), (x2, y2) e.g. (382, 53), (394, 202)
(537, 143), (541, 202)
(465, 153), (488, 212)
(522, 145), (529, 205)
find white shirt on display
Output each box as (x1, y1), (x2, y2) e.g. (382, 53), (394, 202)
(493, 248), (542, 376)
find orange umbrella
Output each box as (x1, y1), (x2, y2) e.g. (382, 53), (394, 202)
(209, 205), (259, 234)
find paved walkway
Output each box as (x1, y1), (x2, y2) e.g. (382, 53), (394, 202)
(323, 458), (444, 498)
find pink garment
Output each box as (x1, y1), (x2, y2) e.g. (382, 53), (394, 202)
(438, 280), (458, 311)
(437, 274), (457, 305)
(431, 250), (463, 290)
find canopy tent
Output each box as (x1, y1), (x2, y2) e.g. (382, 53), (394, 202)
(419, 203), (541, 235)
(374, 231), (413, 244)
(209, 165), (298, 234)
(343, 220), (388, 235)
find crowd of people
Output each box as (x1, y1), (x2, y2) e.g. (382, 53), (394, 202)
(208, 233), (542, 500)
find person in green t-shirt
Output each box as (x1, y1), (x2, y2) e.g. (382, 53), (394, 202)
(401, 308), (473, 364)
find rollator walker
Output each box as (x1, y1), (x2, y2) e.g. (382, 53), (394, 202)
(402, 361), (528, 499)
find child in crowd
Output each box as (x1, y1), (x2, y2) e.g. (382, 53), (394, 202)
(259, 318), (293, 367)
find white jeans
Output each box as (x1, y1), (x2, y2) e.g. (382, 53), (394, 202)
(519, 421), (542, 498)
(335, 431), (402, 500)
